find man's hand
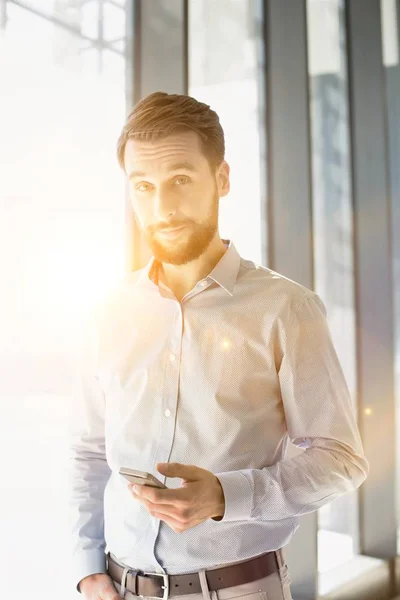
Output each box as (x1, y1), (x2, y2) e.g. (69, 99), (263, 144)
(79, 573), (121, 599)
(128, 462), (225, 533)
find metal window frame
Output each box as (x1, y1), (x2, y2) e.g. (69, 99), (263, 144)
(124, 0), (188, 273)
(346, 0), (397, 562)
(264, 1), (317, 596)
(1, 0), (125, 57)
(385, 0), (400, 560)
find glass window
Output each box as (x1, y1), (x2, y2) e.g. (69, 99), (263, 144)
(306, 0), (361, 592)
(0, 2), (128, 598)
(380, 0), (400, 554)
(188, 0), (267, 265)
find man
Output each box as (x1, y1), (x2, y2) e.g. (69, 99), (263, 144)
(68, 92), (369, 600)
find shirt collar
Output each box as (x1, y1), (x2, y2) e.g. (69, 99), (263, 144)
(136, 239), (241, 296)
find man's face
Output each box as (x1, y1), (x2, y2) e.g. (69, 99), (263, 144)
(123, 130), (229, 265)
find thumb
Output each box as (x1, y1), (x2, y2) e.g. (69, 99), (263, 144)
(101, 588), (122, 600)
(156, 462), (200, 481)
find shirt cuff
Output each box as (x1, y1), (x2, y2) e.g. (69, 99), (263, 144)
(212, 471), (253, 522)
(72, 548), (107, 593)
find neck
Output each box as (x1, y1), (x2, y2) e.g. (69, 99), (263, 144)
(158, 237), (228, 296)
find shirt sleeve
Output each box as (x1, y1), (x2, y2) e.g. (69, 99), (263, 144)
(213, 291), (369, 523)
(67, 306), (112, 592)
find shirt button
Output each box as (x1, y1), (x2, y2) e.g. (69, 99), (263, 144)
(164, 409), (171, 417)
(169, 353), (176, 362)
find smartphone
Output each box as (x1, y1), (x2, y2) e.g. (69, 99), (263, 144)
(119, 467), (168, 489)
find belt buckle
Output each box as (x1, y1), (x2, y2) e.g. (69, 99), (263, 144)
(141, 571), (169, 600)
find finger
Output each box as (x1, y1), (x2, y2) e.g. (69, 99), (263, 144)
(138, 496), (185, 522)
(99, 578), (122, 600)
(152, 511), (185, 532)
(131, 489), (186, 515)
(153, 511), (204, 533)
(151, 507), (200, 529)
(101, 585), (123, 599)
(131, 491), (195, 529)
(130, 484), (188, 504)
(130, 491), (174, 513)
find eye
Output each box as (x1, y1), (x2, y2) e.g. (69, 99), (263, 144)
(134, 177), (190, 193)
(174, 176), (190, 186)
(135, 182), (152, 193)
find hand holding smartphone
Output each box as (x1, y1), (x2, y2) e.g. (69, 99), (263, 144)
(119, 467), (168, 489)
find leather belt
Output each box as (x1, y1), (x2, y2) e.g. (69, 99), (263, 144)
(106, 550), (280, 599)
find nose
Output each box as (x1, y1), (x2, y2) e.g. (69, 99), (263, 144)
(154, 188), (179, 220)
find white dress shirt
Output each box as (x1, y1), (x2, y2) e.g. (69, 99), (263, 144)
(68, 238), (369, 593)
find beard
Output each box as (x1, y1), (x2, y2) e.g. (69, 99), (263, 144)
(144, 185), (220, 266)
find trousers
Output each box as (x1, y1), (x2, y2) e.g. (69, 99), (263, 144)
(110, 549), (292, 600)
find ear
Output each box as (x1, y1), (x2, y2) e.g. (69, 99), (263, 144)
(216, 161), (230, 198)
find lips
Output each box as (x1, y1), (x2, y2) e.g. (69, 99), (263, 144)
(158, 225), (188, 236)
(160, 225), (187, 232)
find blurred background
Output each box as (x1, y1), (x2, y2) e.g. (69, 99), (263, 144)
(0, 1), (399, 599)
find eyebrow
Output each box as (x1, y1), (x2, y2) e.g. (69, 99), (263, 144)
(128, 161), (198, 180)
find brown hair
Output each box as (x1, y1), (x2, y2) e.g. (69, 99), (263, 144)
(116, 92), (225, 174)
